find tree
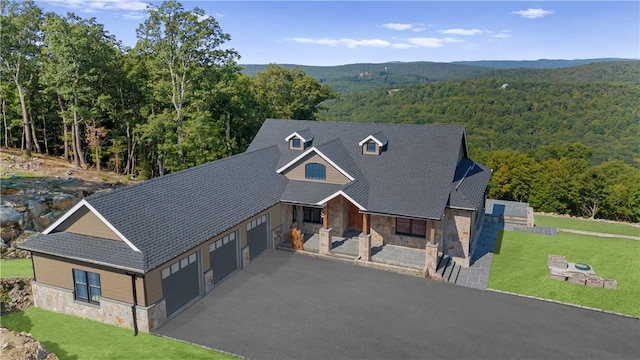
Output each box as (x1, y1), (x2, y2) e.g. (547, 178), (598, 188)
(136, 0), (238, 173)
(253, 65), (336, 120)
(41, 12), (119, 168)
(0, 0), (43, 156)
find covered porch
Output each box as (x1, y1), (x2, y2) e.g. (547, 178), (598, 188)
(282, 195), (444, 278)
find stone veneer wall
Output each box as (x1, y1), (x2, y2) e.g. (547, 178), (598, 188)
(370, 215), (443, 249)
(32, 282), (166, 332)
(443, 208), (472, 267)
(327, 197), (349, 237)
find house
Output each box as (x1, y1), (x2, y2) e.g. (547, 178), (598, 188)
(19, 119), (491, 332)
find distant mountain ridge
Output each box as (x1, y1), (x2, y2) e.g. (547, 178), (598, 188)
(241, 59), (638, 93)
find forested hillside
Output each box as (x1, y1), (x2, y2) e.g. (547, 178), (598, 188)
(317, 77), (640, 165)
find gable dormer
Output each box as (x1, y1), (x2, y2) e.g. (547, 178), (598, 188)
(285, 129), (314, 150)
(358, 131), (388, 155)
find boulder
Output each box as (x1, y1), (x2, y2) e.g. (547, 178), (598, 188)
(25, 200), (49, 219)
(48, 193), (76, 211)
(0, 328), (58, 360)
(0, 206), (23, 226)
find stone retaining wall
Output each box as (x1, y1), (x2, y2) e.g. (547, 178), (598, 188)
(32, 281), (166, 332)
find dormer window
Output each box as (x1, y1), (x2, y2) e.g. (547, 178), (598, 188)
(365, 142), (376, 153)
(305, 163), (326, 180)
(286, 129), (314, 150)
(359, 132), (388, 156)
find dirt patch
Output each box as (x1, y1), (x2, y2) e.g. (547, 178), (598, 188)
(1, 278), (33, 315)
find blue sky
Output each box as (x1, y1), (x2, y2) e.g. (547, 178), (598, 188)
(38, 1), (639, 66)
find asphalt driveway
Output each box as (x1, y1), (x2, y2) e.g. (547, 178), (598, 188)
(155, 250), (639, 360)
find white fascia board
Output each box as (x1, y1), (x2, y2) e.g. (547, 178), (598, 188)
(316, 190), (366, 210)
(358, 135), (384, 147)
(285, 132), (308, 142)
(276, 147), (355, 181)
(42, 199), (141, 253)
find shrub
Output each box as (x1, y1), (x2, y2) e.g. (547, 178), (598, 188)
(287, 228), (304, 250)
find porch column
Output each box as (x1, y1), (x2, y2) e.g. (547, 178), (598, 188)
(362, 213), (370, 235)
(425, 242), (439, 277)
(429, 221), (435, 244)
(319, 203), (332, 254)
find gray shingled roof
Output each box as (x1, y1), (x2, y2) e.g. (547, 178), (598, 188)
(448, 158), (492, 210)
(22, 119), (489, 273)
(20, 232), (145, 272)
(249, 119), (473, 219)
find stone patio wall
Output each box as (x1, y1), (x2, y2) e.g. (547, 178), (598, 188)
(370, 215), (443, 248)
(32, 281), (166, 332)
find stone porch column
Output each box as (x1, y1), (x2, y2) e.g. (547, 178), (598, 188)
(358, 233), (371, 261)
(319, 228), (332, 255)
(425, 242), (439, 276)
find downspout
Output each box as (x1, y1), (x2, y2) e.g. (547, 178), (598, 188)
(127, 272), (139, 336)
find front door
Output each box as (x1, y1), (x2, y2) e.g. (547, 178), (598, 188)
(348, 203), (363, 231)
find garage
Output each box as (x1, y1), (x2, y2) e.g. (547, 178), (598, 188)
(161, 252), (200, 315)
(209, 231), (239, 284)
(247, 214), (270, 259)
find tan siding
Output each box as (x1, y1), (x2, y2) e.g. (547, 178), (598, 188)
(145, 267), (163, 305)
(283, 153), (349, 184)
(53, 205), (121, 241)
(32, 254), (139, 303)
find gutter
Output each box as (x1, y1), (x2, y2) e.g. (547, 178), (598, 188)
(127, 272), (139, 336)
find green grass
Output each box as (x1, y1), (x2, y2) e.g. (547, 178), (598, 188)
(535, 215), (640, 237)
(1, 307), (238, 360)
(488, 231), (640, 317)
(0, 259), (34, 278)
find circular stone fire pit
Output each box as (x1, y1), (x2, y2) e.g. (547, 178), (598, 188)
(574, 263), (591, 271)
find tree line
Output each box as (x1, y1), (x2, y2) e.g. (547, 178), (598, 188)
(1, 0), (334, 178)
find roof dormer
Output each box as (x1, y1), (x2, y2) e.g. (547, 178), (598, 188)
(285, 128), (314, 150)
(358, 131), (388, 155)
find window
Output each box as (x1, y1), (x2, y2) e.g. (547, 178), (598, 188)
(73, 269), (101, 304)
(305, 163), (326, 180)
(303, 206), (323, 224)
(396, 218), (427, 237)
(365, 142), (376, 153)
(291, 138), (301, 149)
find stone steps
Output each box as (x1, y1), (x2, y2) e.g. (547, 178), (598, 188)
(436, 255), (461, 283)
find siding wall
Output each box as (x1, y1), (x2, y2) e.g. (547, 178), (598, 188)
(53, 205), (121, 241)
(32, 254), (145, 305)
(283, 153), (350, 185)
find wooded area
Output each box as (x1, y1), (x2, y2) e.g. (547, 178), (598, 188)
(1, 0), (637, 222)
(0, 0), (334, 178)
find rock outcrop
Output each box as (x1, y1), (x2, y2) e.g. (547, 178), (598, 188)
(0, 328), (58, 360)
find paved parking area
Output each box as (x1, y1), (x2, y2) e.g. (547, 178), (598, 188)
(155, 250), (639, 360)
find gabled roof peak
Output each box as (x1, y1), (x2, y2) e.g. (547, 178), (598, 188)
(285, 128), (314, 143)
(358, 131), (388, 146)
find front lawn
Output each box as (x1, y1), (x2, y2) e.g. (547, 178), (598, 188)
(535, 215), (640, 237)
(488, 231), (640, 317)
(1, 307), (238, 359)
(0, 259), (34, 278)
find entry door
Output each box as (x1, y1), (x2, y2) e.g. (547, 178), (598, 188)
(348, 203), (363, 231)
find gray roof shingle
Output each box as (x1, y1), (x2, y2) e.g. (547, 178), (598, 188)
(448, 158), (492, 210)
(20, 232), (145, 272)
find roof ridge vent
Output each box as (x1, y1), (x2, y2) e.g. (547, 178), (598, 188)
(455, 162), (475, 191)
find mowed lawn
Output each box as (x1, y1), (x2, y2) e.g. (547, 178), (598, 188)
(535, 215), (640, 238)
(488, 231), (640, 317)
(1, 307), (238, 360)
(0, 258), (34, 278)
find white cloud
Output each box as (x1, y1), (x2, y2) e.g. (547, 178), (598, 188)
(439, 28), (485, 36)
(121, 12), (145, 20)
(406, 37), (445, 48)
(512, 8), (554, 19)
(442, 37), (464, 43)
(45, 0), (150, 12)
(290, 37), (392, 48)
(392, 43), (417, 49)
(382, 23), (426, 32)
(197, 14), (210, 22)
(382, 23), (414, 31)
(490, 31), (511, 39)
